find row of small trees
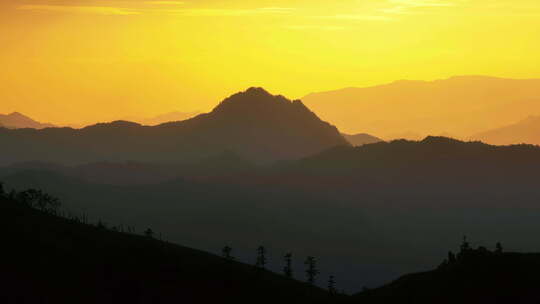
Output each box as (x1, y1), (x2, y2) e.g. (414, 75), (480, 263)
(439, 236), (505, 269)
(222, 245), (338, 294)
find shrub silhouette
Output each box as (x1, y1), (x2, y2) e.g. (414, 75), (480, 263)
(144, 228), (155, 238)
(222, 246), (234, 260)
(495, 242), (503, 254)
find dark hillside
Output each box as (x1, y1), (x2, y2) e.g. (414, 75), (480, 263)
(352, 246), (540, 304)
(0, 193), (333, 304)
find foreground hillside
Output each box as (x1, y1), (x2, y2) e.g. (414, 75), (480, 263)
(0, 191), (333, 304)
(353, 248), (540, 304)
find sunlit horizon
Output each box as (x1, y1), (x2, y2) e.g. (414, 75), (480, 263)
(1, 0), (540, 126)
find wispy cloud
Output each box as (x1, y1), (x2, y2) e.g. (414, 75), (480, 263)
(316, 14), (393, 21)
(161, 7), (295, 17)
(144, 1), (185, 5)
(381, 0), (457, 14)
(18, 4), (139, 15)
(285, 25), (346, 31)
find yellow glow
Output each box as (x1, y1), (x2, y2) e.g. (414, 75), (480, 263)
(1, 0), (539, 126)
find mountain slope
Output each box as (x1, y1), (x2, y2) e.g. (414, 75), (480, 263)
(303, 76), (540, 139)
(0, 194), (332, 304)
(0, 112), (55, 129)
(0, 88), (348, 165)
(470, 116), (540, 145)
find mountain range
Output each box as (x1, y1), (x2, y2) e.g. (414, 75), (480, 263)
(0, 88), (348, 165)
(0, 112), (55, 129)
(303, 76), (540, 140)
(4, 137), (540, 291)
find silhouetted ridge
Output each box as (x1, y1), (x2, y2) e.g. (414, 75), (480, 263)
(83, 120), (142, 130)
(0, 89), (347, 164)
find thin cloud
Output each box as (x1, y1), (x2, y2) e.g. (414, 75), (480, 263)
(160, 7), (295, 17)
(285, 25), (346, 31)
(382, 0), (457, 15)
(18, 4), (139, 15)
(316, 14), (393, 21)
(144, 1), (185, 5)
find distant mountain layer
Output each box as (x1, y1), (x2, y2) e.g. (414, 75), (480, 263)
(303, 76), (540, 139)
(342, 133), (383, 146)
(0, 88), (348, 165)
(470, 116), (540, 145)
(125, 111), (201, 126)
(0, 112), (55, 129)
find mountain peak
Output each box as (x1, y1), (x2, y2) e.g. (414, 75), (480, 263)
(211, 87), (296, 115)
(8, 112), (28, 118)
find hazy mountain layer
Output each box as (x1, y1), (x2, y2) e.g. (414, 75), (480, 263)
(470, 116), (540, 145)
(303, 76), (540, 139)
(342, 133), (383, 146)
(0, 112), (55, 129)
(4, 137), (540, 292)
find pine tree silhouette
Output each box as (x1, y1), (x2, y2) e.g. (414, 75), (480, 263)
(448, 251), (457, 264)
(283, 252), (293, 278)
(256, 246), (267, 269)
(304, 256), (319, 285)
(0, 182), (5, 198)
(328, 275), (337, 295)
(458, 235), (471, 260)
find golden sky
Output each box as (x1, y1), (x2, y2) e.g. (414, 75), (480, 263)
(1, 0), (539, 125)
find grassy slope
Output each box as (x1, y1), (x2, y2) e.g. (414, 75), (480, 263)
(0, 197), (335, 304)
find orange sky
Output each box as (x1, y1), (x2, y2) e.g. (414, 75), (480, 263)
(1, 0), (539, 126)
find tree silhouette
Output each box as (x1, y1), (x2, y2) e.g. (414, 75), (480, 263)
(448, 251), (457, 264)
(304, 256), (319, 285)
(458, 235), (471, 260)
(256, 246), (267, 269)
(495, 242), (503, 254)
(222, 246), (234, 260)
(144, 228), (154, 238)
(328, 275), (337, 295)
(0, 182), (5, 198)
(283, 252), (293, 278)
(15, 189), (61, 214)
